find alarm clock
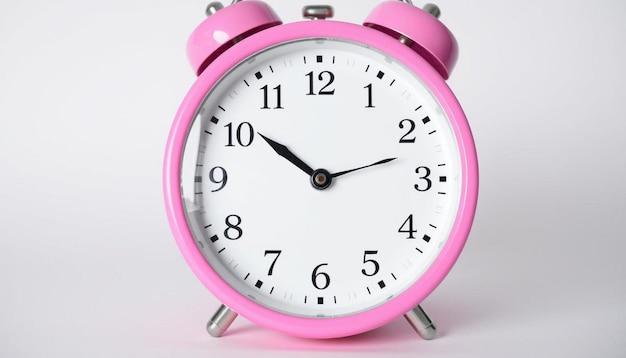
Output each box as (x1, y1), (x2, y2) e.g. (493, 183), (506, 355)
(164, 0), (478, 339)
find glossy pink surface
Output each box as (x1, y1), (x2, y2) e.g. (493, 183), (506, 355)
(164, 18), (478, 339)
(186, 1), (281, 75)
(364, 1), (458, 79)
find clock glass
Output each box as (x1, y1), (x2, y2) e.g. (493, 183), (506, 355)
(179, 38), (462, 318)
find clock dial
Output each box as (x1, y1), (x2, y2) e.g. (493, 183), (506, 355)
(180, 39), (462, 318)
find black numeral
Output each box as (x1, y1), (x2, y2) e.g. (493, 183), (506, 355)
(398, 214), (417, 239)
(208, 166), (227, 192)
(311, 263), (331, 290)
(224, 214), (243, 240)
(260, 84), (283, 109)
(361, 251), (380, 277)
(399, 119), (416, 143)
(364, 83), (375, 108)
(306, 71), (335, 95)
(225, 122), (254, 147)
(264, 250), (282, 276)
(414, 166), (432, 192)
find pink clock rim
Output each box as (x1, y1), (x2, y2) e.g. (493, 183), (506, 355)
(164, 20), (478, 339)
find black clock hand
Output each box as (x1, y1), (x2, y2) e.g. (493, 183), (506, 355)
(258, 133), (315, 176)
(331, 158), (397, 178)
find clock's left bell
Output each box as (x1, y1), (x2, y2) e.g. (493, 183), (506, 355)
(187, 1), (282, 76)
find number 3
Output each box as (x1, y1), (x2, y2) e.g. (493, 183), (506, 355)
(414, 166), (432, 192)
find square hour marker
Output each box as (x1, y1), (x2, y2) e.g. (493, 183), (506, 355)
(422, 116), (431, 124)
(439, 176), (447, 182)
(255, 71), (263, 79)
(316, 55), (323, 63)
(378, 280), (386, 289)
(255, 280), (263, 289)
(377, 71), (385, 79)
(317, 297), (324, 304)
(423, 234), (431, 243)
(210, 235), (219, 243)
(210, 116), (219, 124)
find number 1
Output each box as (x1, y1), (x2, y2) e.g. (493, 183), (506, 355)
(364, 83), (375, 108)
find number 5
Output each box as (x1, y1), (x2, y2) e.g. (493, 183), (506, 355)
(361, 250), (380, 277)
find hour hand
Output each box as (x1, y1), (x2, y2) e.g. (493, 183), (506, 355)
(258, 133), (314, 176)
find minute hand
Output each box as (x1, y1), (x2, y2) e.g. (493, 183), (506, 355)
(331, 158), (397, 178)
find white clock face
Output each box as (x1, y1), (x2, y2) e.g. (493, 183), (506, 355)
(181, 38), (462, 318)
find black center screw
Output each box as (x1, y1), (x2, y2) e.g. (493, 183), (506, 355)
(311, 168), (332, 190)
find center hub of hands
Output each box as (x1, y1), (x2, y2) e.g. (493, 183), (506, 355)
(311, 168), (332, 190)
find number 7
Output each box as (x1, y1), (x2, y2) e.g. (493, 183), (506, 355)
(264, 250), (282, 276)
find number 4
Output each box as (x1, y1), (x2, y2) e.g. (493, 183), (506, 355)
(398, 214), (417, 239)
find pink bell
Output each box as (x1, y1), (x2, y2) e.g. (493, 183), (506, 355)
(364, 1), (458, 79)
(187, 1), (282, 76)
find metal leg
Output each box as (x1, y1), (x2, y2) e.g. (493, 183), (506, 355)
(206, 304), (238, 337)
(404, 304), (437, 340)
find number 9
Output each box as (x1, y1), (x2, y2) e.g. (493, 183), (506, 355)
(209, 166), (228, 192)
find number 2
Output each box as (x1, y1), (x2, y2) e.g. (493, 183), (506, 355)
(399, 119), (416, 143)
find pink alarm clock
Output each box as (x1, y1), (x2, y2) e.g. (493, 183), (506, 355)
(164, 0), (478, 339)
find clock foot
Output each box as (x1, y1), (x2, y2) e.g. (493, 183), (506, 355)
(206, 304), (238, 337)
(404, 304), (437, 340)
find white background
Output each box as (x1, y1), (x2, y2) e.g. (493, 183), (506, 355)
(1, 0), (625, 357)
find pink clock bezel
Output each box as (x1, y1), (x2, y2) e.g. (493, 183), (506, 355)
(163, 19), (478, 338)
